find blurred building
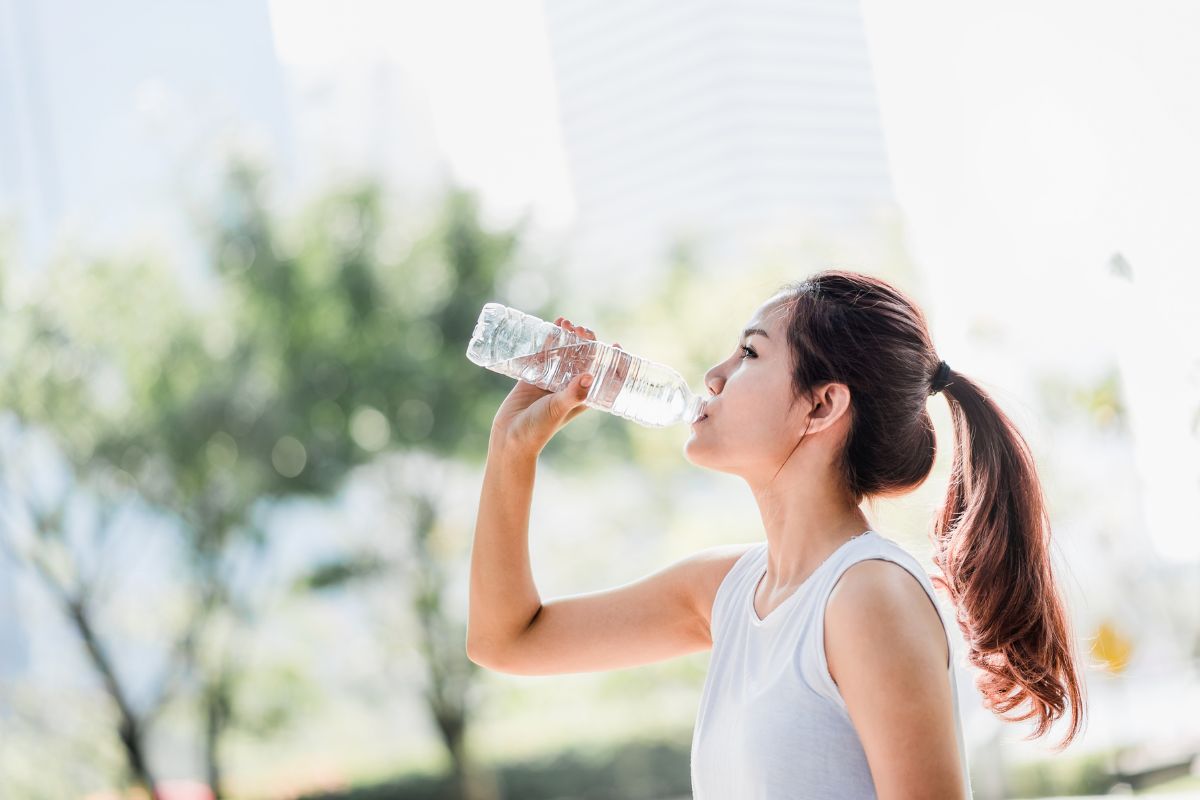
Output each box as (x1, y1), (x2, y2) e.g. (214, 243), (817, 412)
(0, 0), (294, 274)
(542, 0), (896, 292)
(280, 58), (448, 206)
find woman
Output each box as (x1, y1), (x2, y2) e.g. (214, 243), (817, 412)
(468, 269), (1087, 798)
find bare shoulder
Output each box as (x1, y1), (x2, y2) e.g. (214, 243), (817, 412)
(822, 558), (965, 797)
(682, 542), (759, 635)
(825, 558), (950, 680)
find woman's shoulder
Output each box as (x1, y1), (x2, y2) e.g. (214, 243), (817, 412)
(844, 530), (929, 575)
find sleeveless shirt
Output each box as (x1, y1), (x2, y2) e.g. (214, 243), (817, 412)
(690, 530), (974, 799)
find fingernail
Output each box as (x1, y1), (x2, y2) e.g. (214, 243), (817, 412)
(581, 375), (593, 388)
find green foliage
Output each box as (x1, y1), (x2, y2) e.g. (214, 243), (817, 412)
(1034, 364), (1128, 432)
(234, 662), (319, 739)
(0, 153), (595, 791)
(1005, 748), (1117, 797)
(297, 735), (694, 800)
(0, 155), (565, 552)
(295, 554), (389, 592)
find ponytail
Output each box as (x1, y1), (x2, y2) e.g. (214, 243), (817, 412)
(929, 368), (1088, 751)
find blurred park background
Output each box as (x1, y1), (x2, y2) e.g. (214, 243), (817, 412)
(2, 0), (1199, 798)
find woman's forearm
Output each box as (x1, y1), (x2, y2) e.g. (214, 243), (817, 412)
(466, 438), (543, 662)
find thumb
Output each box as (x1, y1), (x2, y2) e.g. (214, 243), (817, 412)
(551, 372), (593, 420)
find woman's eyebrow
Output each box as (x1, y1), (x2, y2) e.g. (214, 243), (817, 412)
(741, 327), (770, 341)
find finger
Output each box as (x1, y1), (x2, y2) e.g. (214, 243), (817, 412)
(563, 319), (592, 339)
(612, 343), (628, 379)
(516, 377), (552, 395)
(548, 379), (581, 426)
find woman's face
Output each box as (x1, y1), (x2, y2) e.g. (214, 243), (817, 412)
(684, 295), (812, 479)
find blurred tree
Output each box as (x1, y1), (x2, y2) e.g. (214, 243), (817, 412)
(0, 260), (187, 797)
(108, 160), (542, 798)
(206, 161), (539, 799)
(301, 481), (503, 800)
(0, 156), (632, 799)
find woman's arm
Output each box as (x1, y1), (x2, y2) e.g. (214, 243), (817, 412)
(466, 316), (597, 660)
(467, 315), (728, 675)
(466, 434), (747, 675)
(824, 559), (967, 800)
(465, 439), (543, 662)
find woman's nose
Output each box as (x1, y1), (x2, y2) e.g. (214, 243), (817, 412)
(704, 368), (723, 396)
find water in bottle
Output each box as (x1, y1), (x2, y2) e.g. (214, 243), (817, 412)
(466, 302), (706, 428)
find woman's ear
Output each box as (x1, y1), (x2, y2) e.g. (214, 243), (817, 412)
(806, 382), (852, 431)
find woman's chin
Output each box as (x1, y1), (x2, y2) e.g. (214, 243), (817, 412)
(682, 436), (712, 465)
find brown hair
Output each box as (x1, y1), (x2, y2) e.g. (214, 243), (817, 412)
(774, 268), (1087, 751)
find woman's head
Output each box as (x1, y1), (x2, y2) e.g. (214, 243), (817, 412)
(688, 268), (1087, 751)
(684, 289), (857, 492)
(686, 273), (942, 500)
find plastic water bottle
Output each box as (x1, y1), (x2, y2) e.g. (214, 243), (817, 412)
(466, 302), (706, 428)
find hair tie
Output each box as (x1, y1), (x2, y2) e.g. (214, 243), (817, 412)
(929, 360), (952, 395)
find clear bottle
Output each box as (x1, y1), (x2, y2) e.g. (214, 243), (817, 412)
(466, 302), (705, 428)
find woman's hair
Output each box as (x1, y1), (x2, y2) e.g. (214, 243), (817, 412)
(774, 268), (1086, 751)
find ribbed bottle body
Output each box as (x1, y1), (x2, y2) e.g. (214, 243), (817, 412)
(466, 302), (703, 427)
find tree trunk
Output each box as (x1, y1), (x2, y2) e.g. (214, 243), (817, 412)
(456, 741), (503, 800)
(68, 599), (159, 798)
(427, 676), (501, 800)
(203, 679), (230, 800)
(435, 708), (500, 800)
(411, 493), (501, 800)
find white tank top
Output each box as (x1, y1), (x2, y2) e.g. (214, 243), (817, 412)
(690, 530), (974, 799)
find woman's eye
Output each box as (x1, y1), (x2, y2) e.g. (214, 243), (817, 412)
(739, 345), (756, 359)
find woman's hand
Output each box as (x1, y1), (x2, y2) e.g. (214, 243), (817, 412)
(489, 317), (621, 456)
